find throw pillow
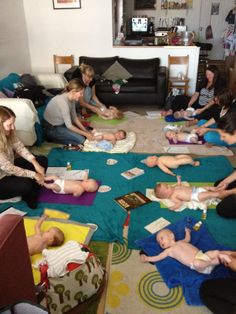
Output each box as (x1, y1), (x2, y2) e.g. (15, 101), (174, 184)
(102, 61), (132, 81)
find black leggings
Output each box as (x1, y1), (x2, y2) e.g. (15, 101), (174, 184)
(200, 278), (236, 314)
(214, 179), (236, 218)
(171, 95), (200, 112)
(0, 155), (48, 208)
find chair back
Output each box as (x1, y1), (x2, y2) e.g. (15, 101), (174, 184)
(53, 54), (74, 73)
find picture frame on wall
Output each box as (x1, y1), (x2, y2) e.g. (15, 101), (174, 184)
(52, 0), (81, 10)
(134, 0), (156, 10)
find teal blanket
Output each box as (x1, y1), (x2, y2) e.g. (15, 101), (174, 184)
(128, 155), (236, 249)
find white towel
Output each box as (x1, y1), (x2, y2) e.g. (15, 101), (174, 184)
(42, 240), (89, 278)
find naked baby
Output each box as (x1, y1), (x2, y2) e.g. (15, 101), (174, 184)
(146, 154), (200, 176)
(140, 227), (231, 274)
(154, 177), (224, 211)
(44, 176), (98, 197)
(165, 129), (203, 144)
(92, 129), (126, 145)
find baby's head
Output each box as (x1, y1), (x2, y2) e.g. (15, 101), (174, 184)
(43, 227), (64, 247)
(110, 107), (124, 119)
(146, 155), (158, 167)
(156, 229), (175, 249)
(115, 130), (126, 141)
(173, 111), (181, 119)
(81, 179), (99, 192)
(154, 183), (173, 199)
(165, 130), (176, 140)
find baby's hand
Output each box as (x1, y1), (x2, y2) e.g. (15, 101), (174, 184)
(185, 227), (191, 234)
(140, 254), (148, 263)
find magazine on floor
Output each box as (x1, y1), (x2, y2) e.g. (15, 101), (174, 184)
(114, 191), (151, 211)
(121, 167), (144, 180)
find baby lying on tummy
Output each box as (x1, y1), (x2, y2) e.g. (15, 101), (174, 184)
(98, 106), (123, 120)
(44, 176), (98, 197)
(154, 176), (224, 211)
(146, 154), (200, 176)
(27, 214), (64, 256)
(140, 228), (231, 274)
(92, 129), (127, 145)
(165, 129), (203, 144)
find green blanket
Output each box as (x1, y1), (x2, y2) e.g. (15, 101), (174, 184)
(88, 114), (127, 125)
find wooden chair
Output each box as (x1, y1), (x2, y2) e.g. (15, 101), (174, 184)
(53, 54), (74, 73)
(168, 55), (190, 95)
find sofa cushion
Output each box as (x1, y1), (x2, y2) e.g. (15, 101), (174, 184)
(0, 73), (20, 92)
(119, 57), (160, 79)
(102, 61), (132, 81)
(79, 56), (118, 76)
(96, 78), (156, 93)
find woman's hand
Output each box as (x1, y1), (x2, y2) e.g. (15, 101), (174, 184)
(195, 127), (208, 136)
(34, 173), (44, 185)
(32, 159), (45, 176)
(85, 132), (94, 141)
(215, 179), (230, 190)
(195, 108), (203, 115)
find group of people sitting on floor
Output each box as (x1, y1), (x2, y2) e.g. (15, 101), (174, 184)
(1, 62), (236, 314)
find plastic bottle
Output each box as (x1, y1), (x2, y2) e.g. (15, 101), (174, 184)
(201, 209), (207, 220)
(193, 221), (202, 231)
(66, 162), (72, 171)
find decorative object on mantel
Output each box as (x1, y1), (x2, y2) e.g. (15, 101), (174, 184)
(134, 0), (156, 10)
(161, 0), (193, 10)
(52, 0), (81, 10)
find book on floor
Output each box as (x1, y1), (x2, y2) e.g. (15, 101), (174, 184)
(121, 167), (144, 180)
(115, 191), (151, 211)
(46, 167), (89, 180)
(144, 217), (171, 234)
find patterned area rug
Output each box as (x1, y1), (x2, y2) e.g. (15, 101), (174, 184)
(105, 236), (211, 314)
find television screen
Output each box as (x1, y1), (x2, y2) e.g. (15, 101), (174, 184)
(132, 17), (148, 32)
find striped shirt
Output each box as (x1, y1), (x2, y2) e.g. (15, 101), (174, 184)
(198, 87), (214, 106)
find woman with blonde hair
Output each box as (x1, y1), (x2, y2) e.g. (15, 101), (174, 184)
(0, 106), (47, 208)
(43, 78), (93, 145)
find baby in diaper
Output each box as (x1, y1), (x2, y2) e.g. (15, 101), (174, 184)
(140, 227), (231, 274)
(44, 176), (98, 197)
(165, 129), (202, 144)
(154, 176), (224, 211)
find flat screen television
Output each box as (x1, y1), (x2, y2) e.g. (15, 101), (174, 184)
(131, 17), (148, 33)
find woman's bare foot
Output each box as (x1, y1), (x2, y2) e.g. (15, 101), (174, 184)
(205, 142), (214, 148)
(185, 119), (198, 127)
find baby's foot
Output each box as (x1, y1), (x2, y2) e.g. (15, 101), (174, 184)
(219, 254), (232, 264)
(193, 161), (200, 167)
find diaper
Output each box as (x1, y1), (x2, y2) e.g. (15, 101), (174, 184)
(53, 178), (65, 194)
(190, 250), (215, 274)
(184, 133), (198, 143)
(191, 187), (206, 202)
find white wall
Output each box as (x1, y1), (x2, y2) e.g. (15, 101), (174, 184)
(126, 0), (234, 59)
(0, 0), (31, 78)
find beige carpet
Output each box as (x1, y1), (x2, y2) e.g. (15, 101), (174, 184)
(90, 112), (233, 156)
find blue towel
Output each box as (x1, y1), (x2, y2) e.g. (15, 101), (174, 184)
(135, 216), (232, 306)
(96, 140), (113, 151)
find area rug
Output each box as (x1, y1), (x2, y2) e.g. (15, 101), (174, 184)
(90, 113), (234, 156)
(105, 237), (211, 314)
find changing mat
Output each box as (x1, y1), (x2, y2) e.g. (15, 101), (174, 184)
(83, 131), (136, 153)
(135, 216), (232, 306)
(146, 182), (220, 211)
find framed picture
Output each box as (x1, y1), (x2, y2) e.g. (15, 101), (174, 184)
(134, 0), (156, 10)
(52, 0), (81, 10)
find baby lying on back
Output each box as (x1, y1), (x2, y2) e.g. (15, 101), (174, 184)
(146, 154), (200, 176)
(44, 176), (98, 196)
(92, 129), (127, 145)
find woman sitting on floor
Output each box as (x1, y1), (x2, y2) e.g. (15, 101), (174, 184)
(164, 66), (226, 126)
(193, 88), (236, 147)
(0, 106), (47, 208)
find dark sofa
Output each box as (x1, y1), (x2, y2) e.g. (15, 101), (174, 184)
(65, 56), (167, 107)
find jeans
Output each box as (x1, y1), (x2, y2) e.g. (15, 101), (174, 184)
(42, 120), (85, 145)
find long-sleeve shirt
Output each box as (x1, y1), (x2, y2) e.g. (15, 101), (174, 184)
(0, 139), (35, 180)
(43, 93), (77, 128)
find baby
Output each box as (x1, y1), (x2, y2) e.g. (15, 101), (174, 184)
(173, 108), (196, 120)
(140, 227), (231, 274)
(44, 176), (99, 197)
(27, 214), (64, 256)
(146, 155), (200, 176)
(165, 129), (202, 144)
(93, 129), (126, 145)
(154, 177), (223, 211)
(98, 106), (123, 120)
